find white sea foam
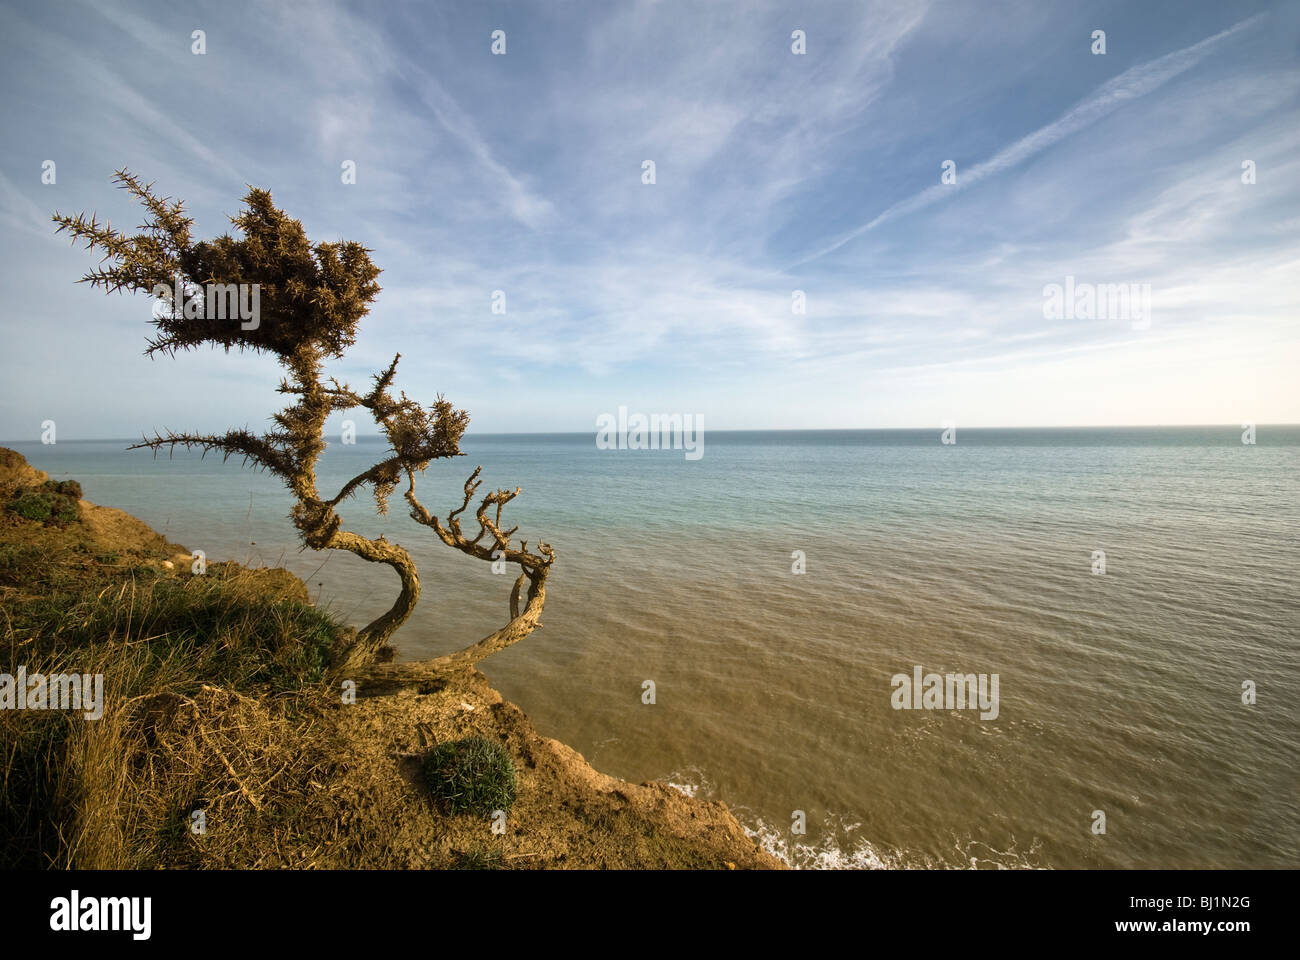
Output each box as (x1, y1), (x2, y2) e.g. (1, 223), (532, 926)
(744, 816), (907, 870)
(665, 765), (715, 801)
(740, 811), (1045, 870)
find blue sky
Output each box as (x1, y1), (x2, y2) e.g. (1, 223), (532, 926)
(1, 0), (1296, 438)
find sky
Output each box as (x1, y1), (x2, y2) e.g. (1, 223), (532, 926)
(0, 0), (1296, 439)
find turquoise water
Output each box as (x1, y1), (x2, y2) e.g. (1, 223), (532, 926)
(9, 427), (1299, 868)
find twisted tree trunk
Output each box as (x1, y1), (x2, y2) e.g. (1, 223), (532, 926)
(347, 568), (550, 694)
(343, 467), (555, 694)
(329, 530), (421, 670)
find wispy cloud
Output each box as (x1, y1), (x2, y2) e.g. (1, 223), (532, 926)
(794, 14), (1266, 266)
(1, 0), (1296, 436)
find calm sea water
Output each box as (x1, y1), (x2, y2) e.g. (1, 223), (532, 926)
(10, 427), (1299, 868)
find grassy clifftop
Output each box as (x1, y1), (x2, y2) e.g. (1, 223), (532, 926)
(0, 448), (780, 870)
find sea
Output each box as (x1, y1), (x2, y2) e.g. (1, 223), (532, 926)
(9, 426), (1299, 869)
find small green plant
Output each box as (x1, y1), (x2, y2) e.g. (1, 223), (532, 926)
(422, 736), (517, 817)
(8, 484), (80, 525)
(47, 480), (83, 499)
(9, 492), (53, 521)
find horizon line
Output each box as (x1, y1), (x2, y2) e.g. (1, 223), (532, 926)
(4, 423), (1295, 444)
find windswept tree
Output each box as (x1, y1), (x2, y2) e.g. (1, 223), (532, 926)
(53, 170), (554, 677)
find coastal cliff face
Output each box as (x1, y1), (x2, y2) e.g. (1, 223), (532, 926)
(0, 448), (781, 870)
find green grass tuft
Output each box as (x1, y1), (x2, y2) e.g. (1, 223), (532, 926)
(422, 736), (517, 817)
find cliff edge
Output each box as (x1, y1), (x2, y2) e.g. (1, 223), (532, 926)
(0, 448), (781, 870)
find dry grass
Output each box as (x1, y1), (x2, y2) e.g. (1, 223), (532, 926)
(55, 681), (342, 868)
(0, 501), (353, 868)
